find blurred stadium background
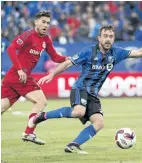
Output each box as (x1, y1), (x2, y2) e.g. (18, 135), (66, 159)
(1, 1), (142, 163)
(1, 1), (142, 98)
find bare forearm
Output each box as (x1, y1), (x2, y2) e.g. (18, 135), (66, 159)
(52, 60), (73, 76)
(129, 48), (142, 58)
(135, 48), (142, 57)
(139, 48), (142, 57)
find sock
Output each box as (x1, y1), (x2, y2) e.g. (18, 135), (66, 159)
(44, 107), (72, 119)
(24, 113), (37, 134)
(72, 124), (97, 146)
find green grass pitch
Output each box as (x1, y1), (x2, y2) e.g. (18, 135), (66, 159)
(1, 98), (142, 163)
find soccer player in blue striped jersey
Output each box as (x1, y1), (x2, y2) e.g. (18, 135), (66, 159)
(29, 25), (142, 154)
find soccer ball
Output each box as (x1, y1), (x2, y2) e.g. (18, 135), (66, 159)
(115, 128), (136, 149)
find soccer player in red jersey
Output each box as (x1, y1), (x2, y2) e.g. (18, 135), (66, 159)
(1, 11), (67, 145)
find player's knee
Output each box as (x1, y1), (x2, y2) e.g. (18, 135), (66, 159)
(98, 119), (104, 129)
(35, 96), (47, 106)
(78, 111), (85, 118)
(1, 106), (9, 114)
(72, 105), (86, 118)
(93, 120), (104, 131)
(1, 108), (5, 115)
(1, 101), (10, 115)
(39, 100), (47, 108)
(43, 100), (48, 107)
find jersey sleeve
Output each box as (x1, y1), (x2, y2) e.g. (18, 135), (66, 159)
(45, 37), (66, 63)
(114, 47), (131, 64)
(70, 47), (91, 66)
(7, 30), (32, 70)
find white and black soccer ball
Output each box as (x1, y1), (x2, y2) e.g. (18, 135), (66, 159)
(115, 128), (136, 149)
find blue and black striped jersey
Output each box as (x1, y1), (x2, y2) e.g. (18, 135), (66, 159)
(70, 44), (131, 97)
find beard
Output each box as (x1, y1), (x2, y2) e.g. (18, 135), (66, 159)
(101, 42), (112, 51)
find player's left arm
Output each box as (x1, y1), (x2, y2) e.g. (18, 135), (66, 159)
(46, 37), (67, 62)
(114, 47), (142, 64)
(128, 48), (142, 58)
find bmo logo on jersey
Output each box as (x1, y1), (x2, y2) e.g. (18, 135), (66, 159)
(92, 65), (105, 70)
(92, 64), (113, 71)
(29, 49), (41, 55)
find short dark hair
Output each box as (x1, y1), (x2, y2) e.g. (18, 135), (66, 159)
(35, 10), (51, 19)
(99, 25), (115, 36)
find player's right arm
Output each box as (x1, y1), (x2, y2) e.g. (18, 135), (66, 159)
(7, 30), (32, 83)
(38, 59), (73, 84)
(7, 43), (27, 83)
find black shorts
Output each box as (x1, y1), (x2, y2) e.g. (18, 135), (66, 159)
(70, 88), (103, 124)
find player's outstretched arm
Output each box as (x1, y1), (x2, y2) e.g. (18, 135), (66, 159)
(38, 60), (73, 85)
(128, 48), (142, 58)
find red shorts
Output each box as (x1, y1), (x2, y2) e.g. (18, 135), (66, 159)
(1, 76), (40, 106)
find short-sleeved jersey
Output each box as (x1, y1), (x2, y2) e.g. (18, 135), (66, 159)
(5, 29), (65, 81)
(70, 44), (131, 97)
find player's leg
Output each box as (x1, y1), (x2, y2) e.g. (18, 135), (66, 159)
(11, 77), (47, 145)
(64, 114), (103, 154)
(22, 89), (47, 145)
(30, 89), (87, 126)
(1, 98), (11, 114)
(65, 96), (103, 154)
(31, 104), (85, 126)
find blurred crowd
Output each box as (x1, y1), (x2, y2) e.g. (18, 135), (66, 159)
(1, 1), (142, 43)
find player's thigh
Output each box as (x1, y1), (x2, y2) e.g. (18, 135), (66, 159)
(87, 96), (103, 117)
(72, 105), (86, 118)
(70, 89), (87, 117)
(14, 77), (47, 104)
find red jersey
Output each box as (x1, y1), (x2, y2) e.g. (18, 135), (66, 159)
(5, 29), (66, 81)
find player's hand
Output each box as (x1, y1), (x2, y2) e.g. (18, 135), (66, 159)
(17, 70), (27, 83)
(38, 73), (54, 85)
